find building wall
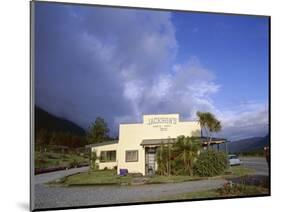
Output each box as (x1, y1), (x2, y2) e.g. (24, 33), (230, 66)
(92, 114), (201, 175)
(118, 123), (146, 175)
(91, 143), (118, 170)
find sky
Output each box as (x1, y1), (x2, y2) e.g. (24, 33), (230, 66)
(34, 2), (269, 141)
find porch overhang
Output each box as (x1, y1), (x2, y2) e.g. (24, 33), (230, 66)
(140, 137), (227, 147)
(140, 138), (176, 147)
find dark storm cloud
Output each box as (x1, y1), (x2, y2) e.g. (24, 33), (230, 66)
(35, 3), (177, 134)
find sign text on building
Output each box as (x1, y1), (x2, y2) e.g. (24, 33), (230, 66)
(147, 117), (177, 125)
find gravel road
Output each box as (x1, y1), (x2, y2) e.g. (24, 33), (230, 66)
(240, 157), (269, 176)
(34, 178), (226, 209)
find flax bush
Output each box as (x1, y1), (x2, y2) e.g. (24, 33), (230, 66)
(194, 149), (228, 177)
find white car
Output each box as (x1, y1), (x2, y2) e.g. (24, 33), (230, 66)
(228, 154), (242, 166)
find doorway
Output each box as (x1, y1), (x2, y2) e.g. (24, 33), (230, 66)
(145, 147), (156, 175)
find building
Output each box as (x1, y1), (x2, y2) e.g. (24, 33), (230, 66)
(87, 114), (226, 176)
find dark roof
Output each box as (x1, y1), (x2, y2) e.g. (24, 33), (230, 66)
(141, 137), (226, 146)
(86, 140), (118, 148)
(141, 138), (177, 146)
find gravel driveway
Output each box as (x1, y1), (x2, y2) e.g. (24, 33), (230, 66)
(34, 178), (226, 209)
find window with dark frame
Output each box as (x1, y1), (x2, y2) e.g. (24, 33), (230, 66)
(125, 150), (138, 162)
(100, 150), (116, 162)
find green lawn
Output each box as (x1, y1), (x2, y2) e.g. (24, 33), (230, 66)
(50, 165), (253, 187)
(224, 166), (255, 177)
(35, 151), (88, 169)
(50, 170), (133, 186)
(49, 170), (205, 186)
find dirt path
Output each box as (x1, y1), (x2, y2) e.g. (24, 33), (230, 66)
(33, 166), (89, 185)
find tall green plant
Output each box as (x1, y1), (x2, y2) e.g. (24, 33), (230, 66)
(156, 142), (170, 176)
(173, 136), (201, 176)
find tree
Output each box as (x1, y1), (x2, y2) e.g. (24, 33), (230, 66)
(173, 136), (201, 176)
(196, 111), (222, 148)
(35, 129), (49, 152)
(87, 117), (110, 144)
(209, 119), (222, 143)
(90, 150), (98, 170)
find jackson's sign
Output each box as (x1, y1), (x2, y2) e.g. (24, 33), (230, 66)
(147, 117), (177, 125)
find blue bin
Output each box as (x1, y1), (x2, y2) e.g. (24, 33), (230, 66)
(119, 169), (128, 176)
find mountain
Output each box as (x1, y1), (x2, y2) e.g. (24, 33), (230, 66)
(228, 135), (269, 153)
(35, 106), (86, 136)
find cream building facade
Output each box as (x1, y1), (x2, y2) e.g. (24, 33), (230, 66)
(88, 114), (204, 176)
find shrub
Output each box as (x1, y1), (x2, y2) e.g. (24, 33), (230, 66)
(90, 151), (98, 170)
(194, 149), (228, 177)
(69, 159), (79, 168)
(217, 181), (265, 196)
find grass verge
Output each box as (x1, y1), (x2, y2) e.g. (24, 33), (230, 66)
(224, 165), (255, 177)
(147, 175), (204, 184)
(49, 170), (133, 186)
(142, 184), (269, 202)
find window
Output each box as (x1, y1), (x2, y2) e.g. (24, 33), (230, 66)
(100, 150), (116, 162)
(125, 150), (138, 162)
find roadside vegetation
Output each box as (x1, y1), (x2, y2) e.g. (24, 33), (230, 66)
(35, 150), (89, 170)
(35, 116), (115, 173)
(35, 130), (89, 171)
(143, 184), (269, 202)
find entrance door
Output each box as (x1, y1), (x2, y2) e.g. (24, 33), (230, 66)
(145, 147), (156, 175)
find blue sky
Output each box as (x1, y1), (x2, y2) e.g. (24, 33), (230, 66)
(35, 2), (269, 140)
(173, 12), (268, 108)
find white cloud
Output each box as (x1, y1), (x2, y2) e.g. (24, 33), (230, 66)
(121, 56), (222, 123)
(216, 101), (268, 140)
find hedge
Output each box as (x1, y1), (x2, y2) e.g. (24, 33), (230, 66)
(194, 149), (228, 177)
